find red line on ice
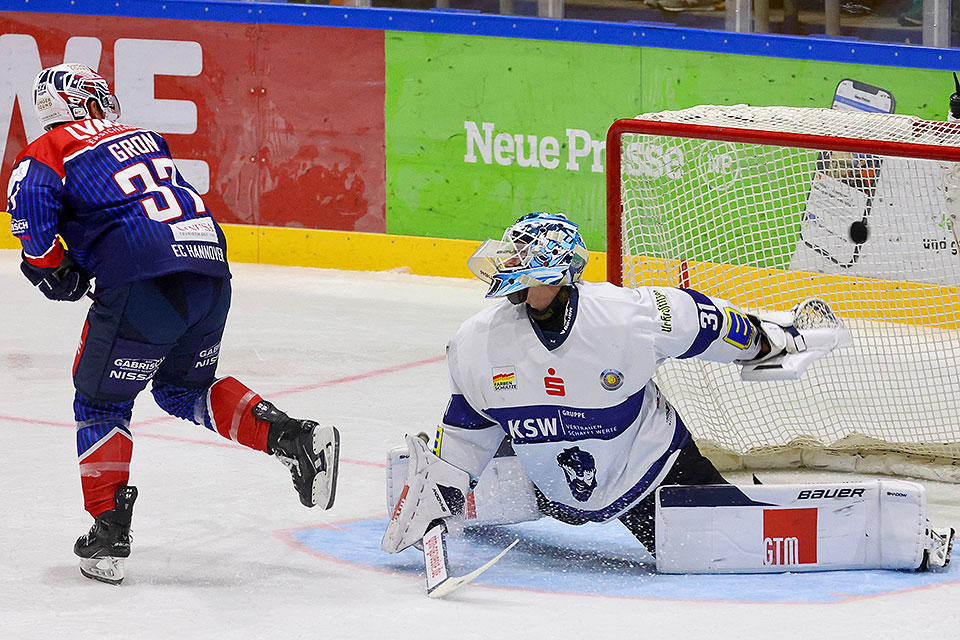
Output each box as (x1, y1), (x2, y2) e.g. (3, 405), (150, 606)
(1, 352), (445, 468)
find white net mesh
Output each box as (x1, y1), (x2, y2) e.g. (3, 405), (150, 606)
(613, 105), (960, 479)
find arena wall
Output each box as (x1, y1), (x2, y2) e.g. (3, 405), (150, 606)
(2, 0), (958, 279)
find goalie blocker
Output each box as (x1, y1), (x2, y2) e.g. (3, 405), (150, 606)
(385, 435), (541, 536)
(655, 480), (954, 573)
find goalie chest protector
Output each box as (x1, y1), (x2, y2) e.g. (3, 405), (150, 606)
(446, 282), (755, 523)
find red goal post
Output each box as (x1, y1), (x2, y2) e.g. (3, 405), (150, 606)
(605, 106), (960, 481)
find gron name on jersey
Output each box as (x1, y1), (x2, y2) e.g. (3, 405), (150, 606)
(796, 487), (865, 499)
(171, 243), (225, 262)
(508, 417), (559, 441)
(107, 133), (161, 162)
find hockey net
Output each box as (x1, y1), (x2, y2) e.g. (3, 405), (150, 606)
(607, 105), (960, 482)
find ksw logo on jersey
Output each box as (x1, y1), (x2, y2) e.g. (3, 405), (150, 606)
(544, 368), (565, 396)
(507, 416), (560, 441)
(762, 508), (818, 566)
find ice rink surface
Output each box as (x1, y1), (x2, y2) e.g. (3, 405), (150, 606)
(3, 249), (960, 639)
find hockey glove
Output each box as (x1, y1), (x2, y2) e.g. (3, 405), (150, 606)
(739, 298), (852, 381)
(20, 252), (92, 302)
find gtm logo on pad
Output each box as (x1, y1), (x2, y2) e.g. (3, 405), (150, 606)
(762, 508), (818, 566)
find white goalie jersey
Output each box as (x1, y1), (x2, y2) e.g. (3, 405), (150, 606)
(435, 281), (762, 524)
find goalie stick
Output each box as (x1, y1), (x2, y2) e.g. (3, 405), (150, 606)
(422, 521), (518, 599)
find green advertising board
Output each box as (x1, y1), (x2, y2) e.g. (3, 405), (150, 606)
(640, 49), (949, 116)
(386, 31), (954, 256)
(385, 32), (643, 250)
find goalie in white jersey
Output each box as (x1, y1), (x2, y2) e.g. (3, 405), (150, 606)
(383, 212), (953, 574)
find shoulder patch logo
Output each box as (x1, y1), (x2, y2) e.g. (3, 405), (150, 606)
(723, 307), (755, 349)
(492, 366), (517, 391)
(653, 289), (673, 333)
(600, 369), (624, 391)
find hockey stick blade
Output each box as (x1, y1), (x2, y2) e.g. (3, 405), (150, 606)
(427, 537), (519, 599)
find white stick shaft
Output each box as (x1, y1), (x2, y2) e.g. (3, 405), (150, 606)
(427, 538), (519, 599)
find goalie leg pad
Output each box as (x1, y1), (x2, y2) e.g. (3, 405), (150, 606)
(382, 434), (470, 554)
(386, 447), (541, 528)
(464, 455), (541, 526)
(655, 479), (931, 573)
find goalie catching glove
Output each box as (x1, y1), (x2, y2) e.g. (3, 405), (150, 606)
(381, 433), (471, 554)
(739, 298), (852, 381)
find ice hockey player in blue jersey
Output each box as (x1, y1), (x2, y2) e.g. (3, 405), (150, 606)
(383, 212), (829, 555)
(7, 64), (340, 585)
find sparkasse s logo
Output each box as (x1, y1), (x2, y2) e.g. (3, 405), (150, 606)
(544, 368), (565, 396)
(762, 508), (818, 566)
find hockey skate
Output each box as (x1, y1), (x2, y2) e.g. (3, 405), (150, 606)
(920, 525), (955, 570)
(255, 401), (340, 509)
(74, 485), (138, 585)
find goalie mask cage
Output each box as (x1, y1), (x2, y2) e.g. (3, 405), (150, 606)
(606, 105), (960, 482)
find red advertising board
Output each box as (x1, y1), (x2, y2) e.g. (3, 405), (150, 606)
(1, 12), (385, 231)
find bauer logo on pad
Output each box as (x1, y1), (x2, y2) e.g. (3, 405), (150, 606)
(762, 508), (818, 566)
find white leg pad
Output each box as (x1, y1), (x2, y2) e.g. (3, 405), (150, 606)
(463, 455), (541, 526)
(387, 448), (541, 528)
(655, 479), (929, 573)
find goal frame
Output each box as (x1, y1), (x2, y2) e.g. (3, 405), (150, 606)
(604, 112), (960, 481)
(605, 116), (960, 285)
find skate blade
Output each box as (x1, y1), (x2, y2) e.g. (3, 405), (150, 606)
(312, 425), (340, 510)
(79, 557), (125, 585)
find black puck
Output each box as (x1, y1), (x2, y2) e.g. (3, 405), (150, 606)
(849, 221), (869, 244)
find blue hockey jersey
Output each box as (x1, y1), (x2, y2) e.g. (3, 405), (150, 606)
(7, 118), (229, 291)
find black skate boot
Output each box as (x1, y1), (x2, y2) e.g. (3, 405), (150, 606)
(255, 400), (340, 509)
(74, 485), (138, 585)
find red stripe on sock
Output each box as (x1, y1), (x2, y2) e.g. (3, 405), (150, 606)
(208, 377), (270, 452)
(79, 430), (133, 517)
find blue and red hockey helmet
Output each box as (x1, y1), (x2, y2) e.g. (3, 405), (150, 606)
(33, 63), (121, 131)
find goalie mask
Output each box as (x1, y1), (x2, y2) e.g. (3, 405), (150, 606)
(467, 212), (589, 300)
(33, 63), (121, 131)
